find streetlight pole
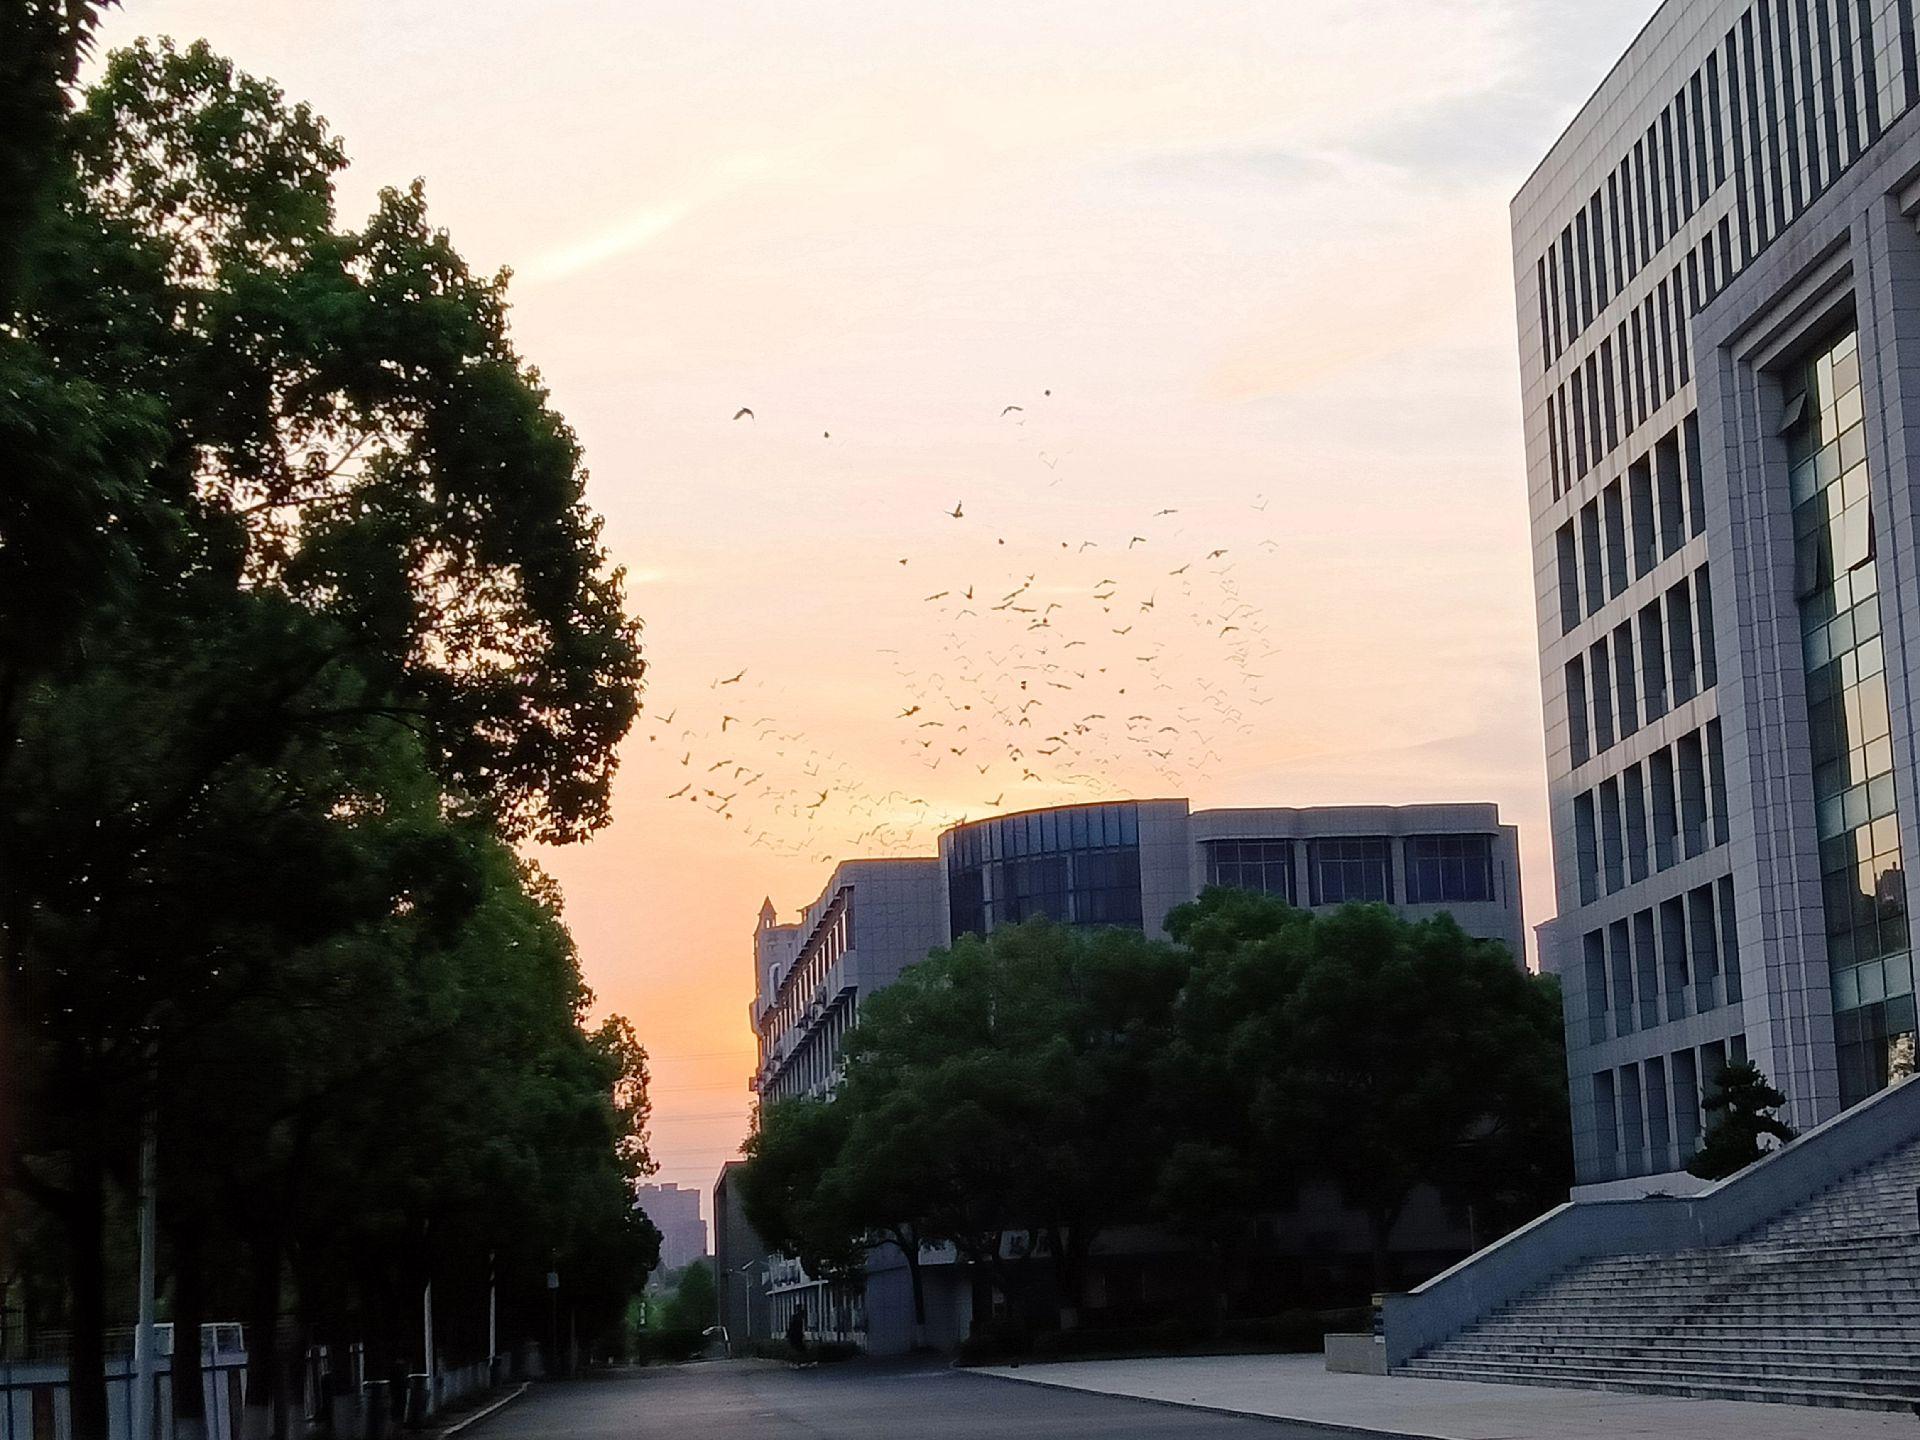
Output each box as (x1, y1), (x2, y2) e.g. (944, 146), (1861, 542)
(131, 1104), (158, 1440)
(546, 1256), (559, 1379)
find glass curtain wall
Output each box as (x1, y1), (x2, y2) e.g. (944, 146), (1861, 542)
(1785, 327), (1915, 1104)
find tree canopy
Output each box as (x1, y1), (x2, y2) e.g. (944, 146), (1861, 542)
(737, 893), (1571, 1335)
(2, 27), (655, 1440)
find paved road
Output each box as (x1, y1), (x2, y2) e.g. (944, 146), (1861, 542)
(472, 1360), (1397, 1439)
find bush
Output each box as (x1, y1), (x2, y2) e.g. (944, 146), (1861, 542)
(632, 1329), (707, 1365)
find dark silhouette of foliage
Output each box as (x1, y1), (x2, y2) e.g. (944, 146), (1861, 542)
(1687, 1060), (1796, 1180)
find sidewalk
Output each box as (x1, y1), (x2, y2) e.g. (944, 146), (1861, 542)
(974, 1354), (1918, 1438)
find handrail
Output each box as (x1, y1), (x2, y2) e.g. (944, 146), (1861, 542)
(1382, 1073), (1920, 1366)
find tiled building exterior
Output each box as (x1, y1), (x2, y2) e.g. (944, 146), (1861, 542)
(1519, 0), (1920, 1190)
(751, 799), (1524, 1104)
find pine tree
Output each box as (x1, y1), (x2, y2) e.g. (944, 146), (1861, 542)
(1687, 1060), (1796, 1180)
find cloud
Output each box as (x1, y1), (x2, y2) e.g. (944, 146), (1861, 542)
(517, 153), (774, 285)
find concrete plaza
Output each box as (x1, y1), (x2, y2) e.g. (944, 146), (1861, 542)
(978, 1354), (1919, 1438)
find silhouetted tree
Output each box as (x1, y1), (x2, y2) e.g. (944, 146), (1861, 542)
(1, 36), (648, 1440)
(1687, 1060), (1795, 1180)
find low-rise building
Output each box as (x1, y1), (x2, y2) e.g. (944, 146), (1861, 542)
(743, 795), (1528, 1353)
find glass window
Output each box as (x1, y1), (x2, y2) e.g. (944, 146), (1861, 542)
(1785, 327), (1914, 1104)
(1203, 839), (1296, 903)
(1404, 834), (1497, 903)
(1307, 837), (1393, 905)
(944, 805), (1144, 936)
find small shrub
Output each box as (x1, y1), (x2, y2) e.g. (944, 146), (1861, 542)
(631, 1329), (706, 1365)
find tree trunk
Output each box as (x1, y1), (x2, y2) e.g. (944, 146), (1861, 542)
(1049, 1224), (1086, 1332)
(897, 1233), (927, 1348)
(171, 1224), (208, 1440)
(1368, 1210), (1395, 1297)
(242, 1216), (280, 1440)
(67, 1139), (109, 1440)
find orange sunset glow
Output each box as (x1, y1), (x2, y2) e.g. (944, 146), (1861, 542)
(90, 0), (1659, 1226)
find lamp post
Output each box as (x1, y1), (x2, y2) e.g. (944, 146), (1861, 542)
(546, 1259), (559, 1378)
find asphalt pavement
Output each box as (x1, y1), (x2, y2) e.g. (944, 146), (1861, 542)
(467, 1359), (1397, 1440)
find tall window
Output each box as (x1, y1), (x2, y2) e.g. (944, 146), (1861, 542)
(1308, 837), (1393, 905)
(1204, 839), (1295, 902)
(1785, 327), (1914, 1104)
(946, 802), (1144, 936)
(1405, 834), (1497, 903)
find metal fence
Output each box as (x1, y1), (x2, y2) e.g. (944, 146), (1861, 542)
(1, 1325), (249, 1440)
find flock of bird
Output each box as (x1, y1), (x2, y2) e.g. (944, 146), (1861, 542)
(643, 394), (1281, 867)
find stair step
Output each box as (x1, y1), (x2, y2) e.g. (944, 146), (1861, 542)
(1396, 1362), (1920, 1412)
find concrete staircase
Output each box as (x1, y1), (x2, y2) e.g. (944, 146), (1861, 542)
(1398, 1137), (1920, 1409)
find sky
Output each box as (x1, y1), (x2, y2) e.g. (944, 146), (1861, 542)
(96, 0), (1659, 1227)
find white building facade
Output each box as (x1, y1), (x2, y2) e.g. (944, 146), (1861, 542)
(1518, 0), (1920, 1192)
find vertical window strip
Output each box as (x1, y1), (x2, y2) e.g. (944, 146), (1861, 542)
(1616, 320), (1633, 440)
(1812, 0), (1843, 176)
(1537, 257), (1553, 375)
(1647, 123), (1668, 251)
(1635, 139), (1655, 266)
(1548, 392), (1563, 498)
(1756, 1), (1789, 227)
(1587, 353), (1604, 462)
(1675, 87), (1698, 220)
(1708, 51), (1730, 188)
(1559, 388), (1575, 488)
(1561, 223), (1581, 348)
(1856, 0), (1883, 140)
(1601, 339), (1620, 453)
(1690, 73), (1713, 209)
(1741, 15), (1773, 248)
(1591, 194), (1610, 307)
(1834, 0), (1862, 156)
(1781, 0), (1812, 208)
(1630, 308), (1649, 430)
(1543, 245), (1559, 359)
(1571, 368), (1590, 478)
(1680, 257), (1699, 386)
(1896, 0), (1919, 118)
(1622, 151), (1642, 280)
(1608, 172), (1627, 296)
(1796, 0), (1826, 197)
(1576, 209), (1595, 328)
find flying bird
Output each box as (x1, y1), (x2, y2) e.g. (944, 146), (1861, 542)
(984, 793), (1005, 807)
(1128, 536), (1147, 548)
(948, 501), (964, 518)
(1000, 405), (1023, 416)
(717, 668), (746, 685)
(1207, 549), (1229, 560)
(1154, 508), (1178, 517)
(733, 407), (754, 420)
(666, 785), (689, 799)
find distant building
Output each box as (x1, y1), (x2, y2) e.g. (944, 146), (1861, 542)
(751, 859), (947, 1103)
(942, 798), (1526, 960)
(746, 795), (1526, 1351)
(635, 1182), (707, 1273)
(710, 1162), (767, 1343)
